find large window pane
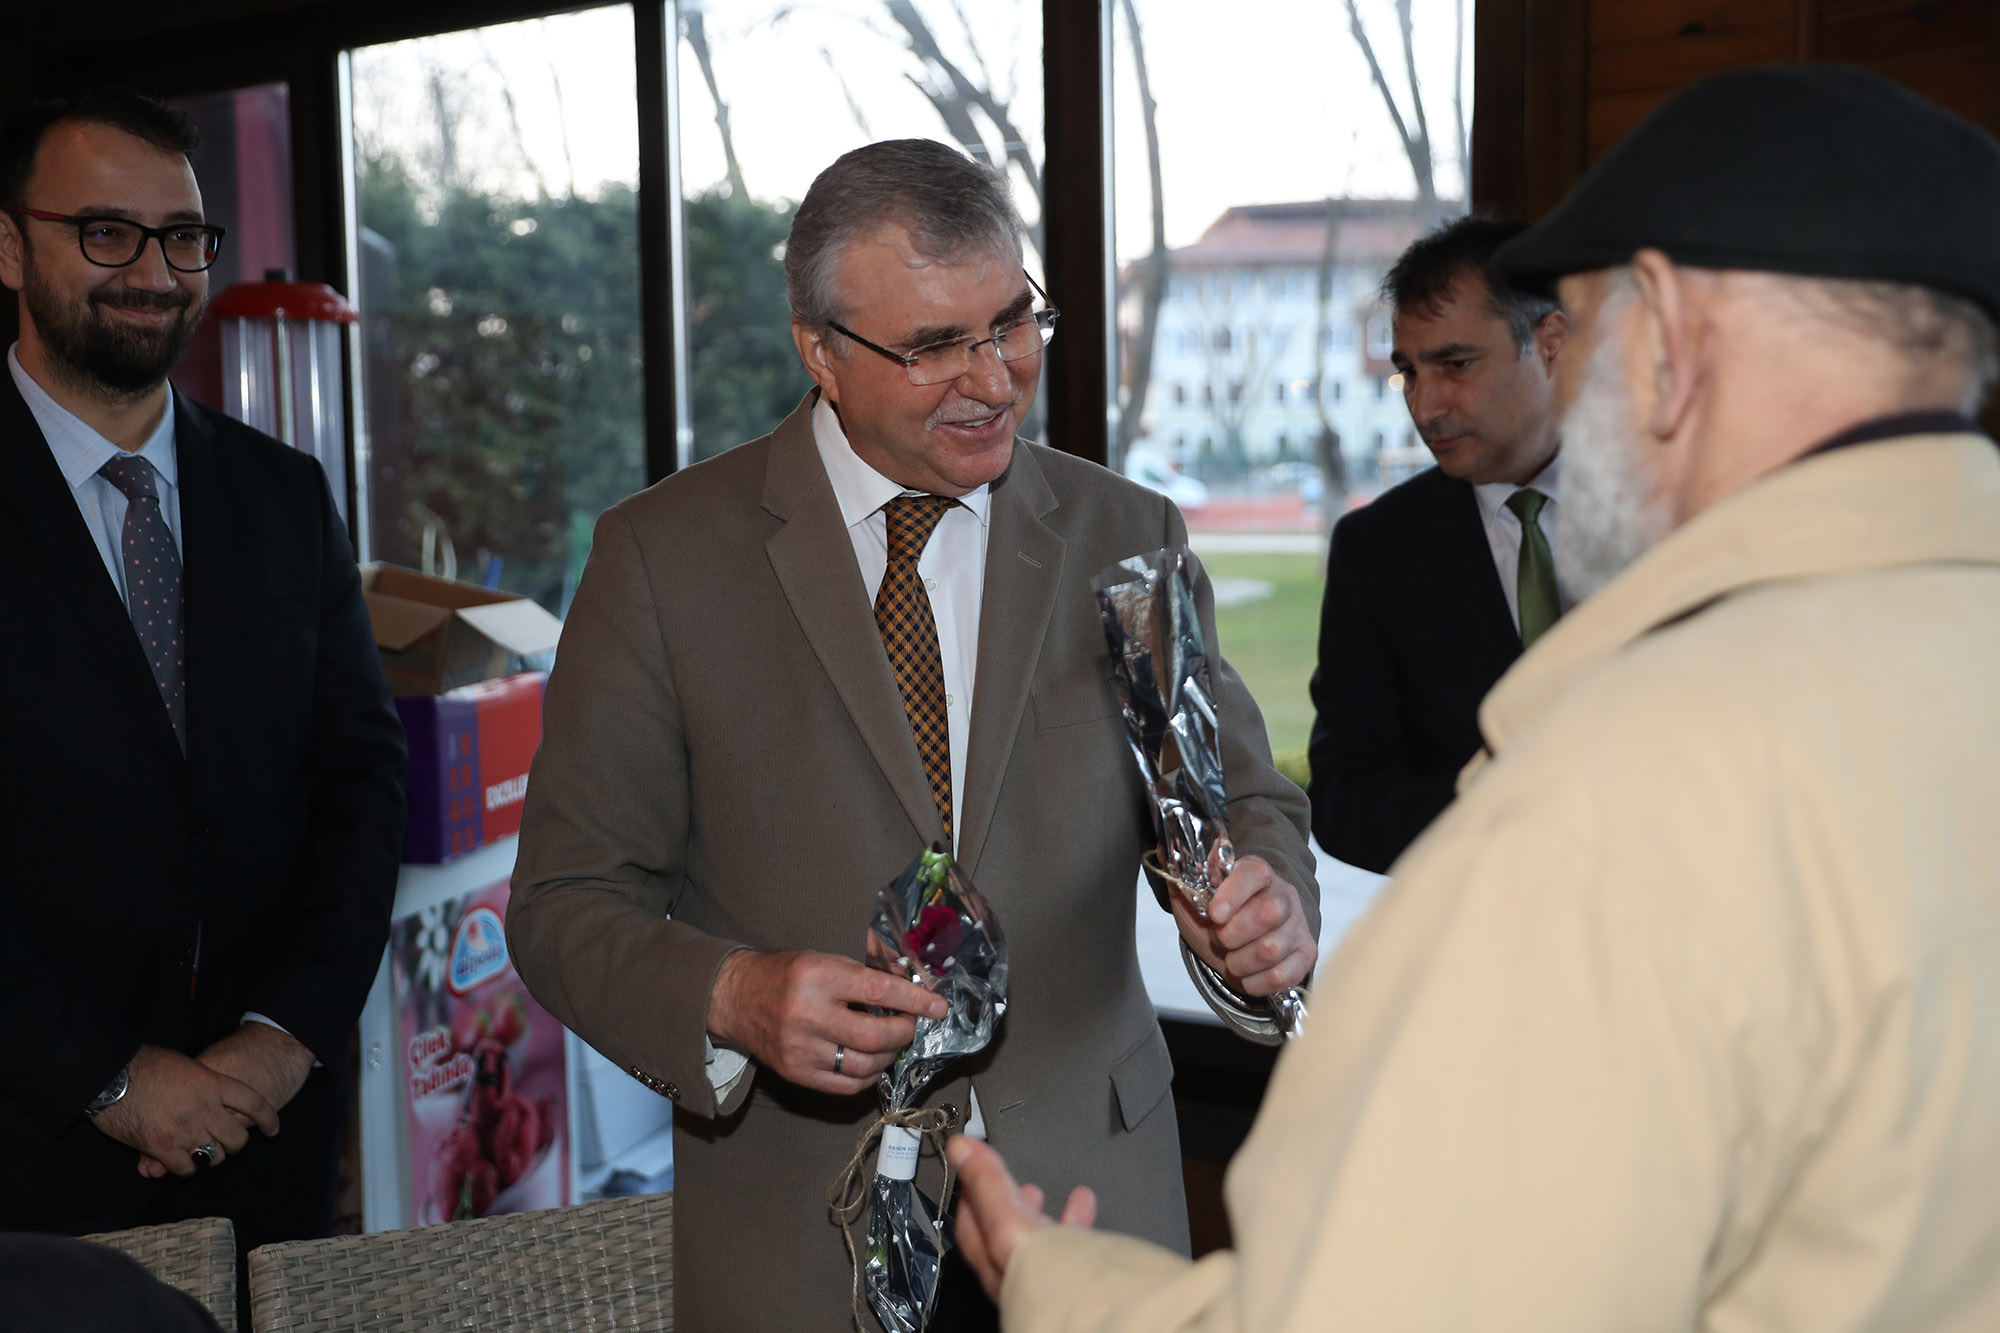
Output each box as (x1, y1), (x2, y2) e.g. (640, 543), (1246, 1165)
(1112, 0), (1471, 775)
(674, 0), (1044, 462)
(347, 7), (643, 615)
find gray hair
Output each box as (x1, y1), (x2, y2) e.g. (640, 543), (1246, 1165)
(784, 139), (1022, 336)
(1768, 275), (1999, 415)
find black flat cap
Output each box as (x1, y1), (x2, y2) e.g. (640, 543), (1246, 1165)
(1492, 64), (2000, 320)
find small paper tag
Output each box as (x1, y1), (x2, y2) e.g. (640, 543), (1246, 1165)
(876, 1124), (921, 1181)
(964, 1085), (987, 1141)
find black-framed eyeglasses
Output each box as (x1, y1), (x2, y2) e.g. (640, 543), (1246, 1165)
(4, 207), (227, 273)
(828, 273), (1059, 387)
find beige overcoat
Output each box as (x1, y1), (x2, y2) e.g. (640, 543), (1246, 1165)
(508, 394), (1316, 1331)
(1004, 430), (2000, 1331)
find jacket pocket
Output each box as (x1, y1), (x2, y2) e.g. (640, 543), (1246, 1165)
(1109, 1026), (1174, 1132)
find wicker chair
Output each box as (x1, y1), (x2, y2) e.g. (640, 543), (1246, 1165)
(81, 1215), (238, 1329)
(247, 1190), (673, 1331)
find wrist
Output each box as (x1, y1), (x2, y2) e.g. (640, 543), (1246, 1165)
(707, 948), (755, 1049)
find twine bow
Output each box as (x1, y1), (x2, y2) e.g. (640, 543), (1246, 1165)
(828, 1102), (963, 1332)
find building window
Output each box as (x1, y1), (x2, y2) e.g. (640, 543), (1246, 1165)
(1366, 310), (1394, 359)
(1172, 383), (1187, 404)
(1272, 380), (1286, 404)
(1330, 379), (1343, 403)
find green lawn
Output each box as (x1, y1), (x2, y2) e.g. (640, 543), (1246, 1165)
(1197, 548), (1327, 781)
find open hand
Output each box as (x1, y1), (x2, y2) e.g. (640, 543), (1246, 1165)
(1173, 853), (1317, 997)
(90, 1045), (278, 1178)
(708, 949), (948, 1095)
(946, 1134), (1098, 1303)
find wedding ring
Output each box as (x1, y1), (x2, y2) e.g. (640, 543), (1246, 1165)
(190, 1143), (218, 1169)
(834, 1044), (846, 1074)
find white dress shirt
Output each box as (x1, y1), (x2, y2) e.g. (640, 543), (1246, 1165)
(11, 344), (183, 592)
(1470, 455), (1570, 629)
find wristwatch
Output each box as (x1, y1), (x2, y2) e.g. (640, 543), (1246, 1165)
(84, 1064), (131, 1118)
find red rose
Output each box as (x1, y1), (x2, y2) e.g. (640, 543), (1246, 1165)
(905, 903), (966, 975)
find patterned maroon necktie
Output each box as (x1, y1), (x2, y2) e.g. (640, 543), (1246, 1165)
(99, 455), (186, 750)
(876, 494), (957, 840)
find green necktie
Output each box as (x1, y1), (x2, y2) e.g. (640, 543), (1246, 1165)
(1505, 487), (1561, 648)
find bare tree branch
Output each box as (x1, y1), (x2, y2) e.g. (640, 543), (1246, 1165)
(1115, 0), (1169, 465)
(541, 19), (578, 199)
(477, 33), (547, 197)
(1453, 0), (1468, 190)
(1340, 0), (1437, 218)
(818, 44), (875, 140)
(882, 0), (1044, 216)
(683, 6), (749, 199)
(1395, 0), (1437, 211)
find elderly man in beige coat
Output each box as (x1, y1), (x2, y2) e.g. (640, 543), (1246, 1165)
(507, 138), (1317, 1332)
(950, 66), (2000, 1332)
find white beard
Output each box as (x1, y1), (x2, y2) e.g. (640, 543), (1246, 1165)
(1554, 291), (1674, 603)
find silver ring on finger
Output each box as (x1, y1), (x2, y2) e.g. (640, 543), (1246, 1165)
(834, 1044), (845, 1074)
(190, 1143), (218, 1169)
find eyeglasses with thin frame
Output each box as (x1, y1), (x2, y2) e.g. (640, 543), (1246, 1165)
(4, 207), (227, 273)
(828, 273), (1059, 387)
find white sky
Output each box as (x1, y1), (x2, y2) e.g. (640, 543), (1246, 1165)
(348, 1), (1469, 263)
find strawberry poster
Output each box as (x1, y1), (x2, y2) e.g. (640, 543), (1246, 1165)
(389, 879), (569, 1224)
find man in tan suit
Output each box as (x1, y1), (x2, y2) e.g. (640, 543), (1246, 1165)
(949, 66), (2000, 1332)
(507, 138), (1317, 1332)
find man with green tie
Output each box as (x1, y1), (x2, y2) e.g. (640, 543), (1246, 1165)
(1306, 216), (1568, 872)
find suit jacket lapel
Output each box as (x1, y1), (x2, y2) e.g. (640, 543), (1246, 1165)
(0, 376), (183, 762)
(956, 446), (1062, 879)
(761, 396), (947, 845)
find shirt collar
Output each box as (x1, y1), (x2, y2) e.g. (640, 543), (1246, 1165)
(810, 391), (993, 528)
(1473, 452), (1560, 527)
(10, 343), (179, 493)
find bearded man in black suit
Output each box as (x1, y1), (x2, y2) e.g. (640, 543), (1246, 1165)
(0, 86), (405, 1264)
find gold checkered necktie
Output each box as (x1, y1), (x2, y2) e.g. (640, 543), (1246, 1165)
(877, 494), (957, 840)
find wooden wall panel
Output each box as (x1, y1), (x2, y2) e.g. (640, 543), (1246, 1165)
(1817, 0), (1990, 60)
(1590, 24), (1796, 95)
(1591, 0), (1792, 48)
(1558, 0), (1999, 201)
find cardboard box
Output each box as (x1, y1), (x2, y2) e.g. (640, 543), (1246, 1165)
(399, 673), (545, 863)
(362, 564), (564, 696)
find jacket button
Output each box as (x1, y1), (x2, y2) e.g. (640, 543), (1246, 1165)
(663, 1081), (679, 1101)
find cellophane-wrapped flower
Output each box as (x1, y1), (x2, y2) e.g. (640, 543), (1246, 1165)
(851, 846), (1008, 1331)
